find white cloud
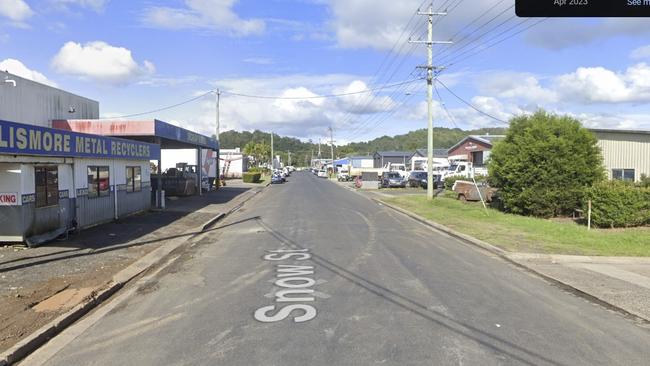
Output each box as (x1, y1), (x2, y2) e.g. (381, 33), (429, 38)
(142, 0), (265, 36)
(333, 80), (396, 114)
(630, 45), (650, 60)
(526, 19), (650, 50)
(0, 0), (33, 21)
(242, 57), (273, 65)
(478, 72), (558, 105)
(326, 1), (650, 51)
(555, 63), (650, 104)
(0, 58), (57, 87)
(51, 41), (155, 85)
(50, 0), (109, 12)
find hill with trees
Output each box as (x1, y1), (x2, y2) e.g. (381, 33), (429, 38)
(218, 127), (508, 167)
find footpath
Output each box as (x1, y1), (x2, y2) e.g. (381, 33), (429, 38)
(334, 179), (650, 323)
(0, 180), (266, 359)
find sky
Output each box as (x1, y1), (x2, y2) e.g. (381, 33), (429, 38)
(2, 0), (650, 144)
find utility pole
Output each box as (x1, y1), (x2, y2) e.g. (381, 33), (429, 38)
(215, 89), (221, 142)
(271, 132), (274, 170)
(411, 2), (452, 201)
(328, 127), (335, 177)
(214, 89), (221, 187)
(288, 151), (292, 166)
(317, 139), (322, 159)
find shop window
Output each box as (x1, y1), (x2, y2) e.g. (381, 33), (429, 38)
(612, 169), (635, 182)
(88, 166), (110, 198)
(35, 166), (59, 208)
(126, 166), (142, 193)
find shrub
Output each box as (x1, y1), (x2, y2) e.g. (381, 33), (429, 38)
(489, 110), (605, 218)
(586, 181), (650, 228)
(243, 172), (261, 183)
(639, 174), (650, 188)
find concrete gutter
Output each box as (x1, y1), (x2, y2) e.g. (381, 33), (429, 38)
(375, 198), (650, 325)
(0, 185), (269, 366)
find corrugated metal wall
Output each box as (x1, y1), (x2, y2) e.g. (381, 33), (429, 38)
(117, 186), (151, 217)
(77, 193), (115, 228)
(595, 132), (650, 181)
(0, 72), (99, 127)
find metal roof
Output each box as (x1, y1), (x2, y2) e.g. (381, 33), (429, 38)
(413, 149), (449, 157)
(52, 119), (218, 150)
(589, 128), (650, 135)
(374, 151), (412, 157)
(448, 135), (505, 153)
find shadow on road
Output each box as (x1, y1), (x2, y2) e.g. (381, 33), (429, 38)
(253, 217), (566, 366)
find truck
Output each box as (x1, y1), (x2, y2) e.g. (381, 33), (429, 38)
(349, 162), (408, 180)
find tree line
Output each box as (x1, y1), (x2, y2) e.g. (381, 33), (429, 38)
(217, 127), (508, 167)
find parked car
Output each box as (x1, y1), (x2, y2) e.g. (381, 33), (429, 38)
(317, 170), (328, 178)
(408, 171), (427, 188)
(381, 172), (406, 188)
(271, 174), (284, 184)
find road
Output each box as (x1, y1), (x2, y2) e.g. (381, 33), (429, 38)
(24, 172), (650, 365)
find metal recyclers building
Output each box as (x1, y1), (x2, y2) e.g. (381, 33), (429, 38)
(0, 72), (160, 244)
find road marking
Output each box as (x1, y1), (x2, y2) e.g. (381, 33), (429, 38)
(254, 248), (326, 323)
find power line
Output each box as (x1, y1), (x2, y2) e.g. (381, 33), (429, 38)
(220, 78), (423, 99)
(102, 78), (423, 120)
(444, 18), (548, 69)
(433, 81), (460, 129)
(108, 90), (215, 119)
(435, 78), (510, 125)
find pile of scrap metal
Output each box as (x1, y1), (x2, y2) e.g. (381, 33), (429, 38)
(152, 163), (199, 197)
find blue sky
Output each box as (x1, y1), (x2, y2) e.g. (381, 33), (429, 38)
(2, 0), (650, 143)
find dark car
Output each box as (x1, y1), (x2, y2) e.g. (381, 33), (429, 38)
(408, 171), (427, 188)
(381, 172), (406, 188)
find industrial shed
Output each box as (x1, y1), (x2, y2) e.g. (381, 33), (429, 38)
(591, 129), (650, 182)
(373, 151), (412, 168)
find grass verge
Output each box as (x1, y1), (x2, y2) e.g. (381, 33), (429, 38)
(383, 193), (650, 257)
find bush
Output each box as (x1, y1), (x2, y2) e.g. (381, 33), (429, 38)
(586, 181), (650, 228)
(489, 110), (605, 218)
(243, 172), (261, 183)
(639, 174), (650, 188)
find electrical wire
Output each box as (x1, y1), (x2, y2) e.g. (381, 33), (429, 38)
(433, 81), (460, 129)
(436, 78), (510, 125)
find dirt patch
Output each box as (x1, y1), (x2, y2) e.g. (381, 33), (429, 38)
(0, 260), (129, 353)
(32, 287), (96, 313)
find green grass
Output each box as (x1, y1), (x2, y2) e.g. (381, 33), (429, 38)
(384, 193), (650, 257)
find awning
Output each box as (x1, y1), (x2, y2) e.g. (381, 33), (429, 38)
(53, 119), (218, 150)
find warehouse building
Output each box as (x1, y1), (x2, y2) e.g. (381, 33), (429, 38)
(447, 135), (505, 167)
(0, 119), (159, 244)
(373, 151), (412, 168)
(0, 72), (162, 244)
(591, 129), (650, 182)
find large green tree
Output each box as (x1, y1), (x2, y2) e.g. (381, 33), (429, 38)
(488, 110), (604, 218)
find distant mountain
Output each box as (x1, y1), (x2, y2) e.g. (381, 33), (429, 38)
(217, 127), (507, 166)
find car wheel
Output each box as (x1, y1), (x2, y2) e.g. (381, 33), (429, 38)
(458, 194), (467, 202)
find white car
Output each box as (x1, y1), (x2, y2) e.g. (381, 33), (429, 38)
(317, 170), (328, 178)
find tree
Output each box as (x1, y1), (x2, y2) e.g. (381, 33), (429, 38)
(488, 110), (604, 218)
(243, 141), (271, 167)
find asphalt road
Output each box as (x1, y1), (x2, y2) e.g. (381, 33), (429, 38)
(26, 172), (650, 365)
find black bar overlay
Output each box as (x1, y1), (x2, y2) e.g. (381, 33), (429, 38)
(516, 0), (650, 17)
